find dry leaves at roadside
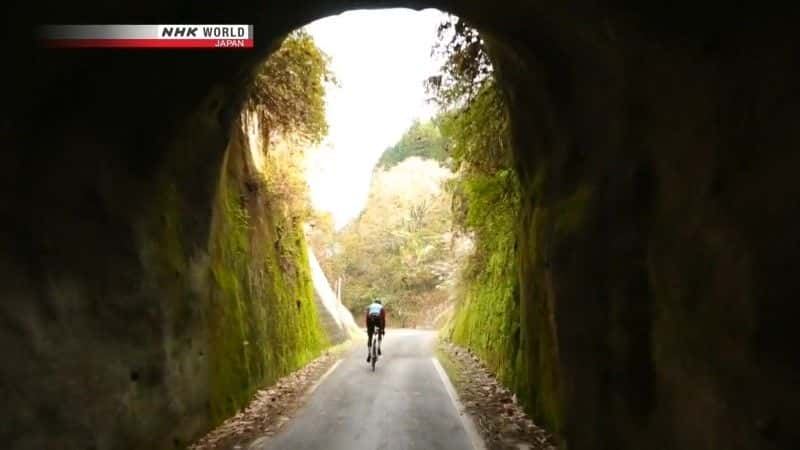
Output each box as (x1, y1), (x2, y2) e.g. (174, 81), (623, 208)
(189, 352), (337, 450)
(439, 341), (557, 450)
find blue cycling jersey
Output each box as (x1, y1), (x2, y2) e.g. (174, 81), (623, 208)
(367, 303), (383, 316)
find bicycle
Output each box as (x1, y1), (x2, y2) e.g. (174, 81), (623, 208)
(370, 332), (382, 371)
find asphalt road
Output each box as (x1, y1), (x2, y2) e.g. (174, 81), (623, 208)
(251, 329), (481, 450)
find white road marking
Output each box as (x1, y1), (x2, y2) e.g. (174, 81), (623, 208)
(307, 359), (343, 396)
(431, 357), (487, 450)
(248, 358), (345, 449)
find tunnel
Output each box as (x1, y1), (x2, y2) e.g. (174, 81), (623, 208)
(2, 1), (799, 449)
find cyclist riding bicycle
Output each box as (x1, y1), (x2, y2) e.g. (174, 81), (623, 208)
(365, 298), (385, 363)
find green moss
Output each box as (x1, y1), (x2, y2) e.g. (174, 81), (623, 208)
(146, 178), (198, 347)
(448, 172), (576, 440)
(520, 202), (563, 436)
(450, 231), (519, 384)
(206, 147), (328, 423)
(448, 168), (531, 421)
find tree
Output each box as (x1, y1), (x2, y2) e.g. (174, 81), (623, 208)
(327, 158), (456, 327)
(427, 16), (523, 394)
(246, 30), (334, 221)
(248, 30), (334, 144)
(425, 17), (493, 108)
(426, 16), (518, 265)
(377, 119), (448, 169)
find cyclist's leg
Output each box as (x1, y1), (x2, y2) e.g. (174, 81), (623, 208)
(368, 318), (378, 361)
(378, 316), (385, 354)
(366, 321), (373, 362)
(377, 326), (383, 355)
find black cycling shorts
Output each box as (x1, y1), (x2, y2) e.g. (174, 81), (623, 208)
(367, 314), (382, 335)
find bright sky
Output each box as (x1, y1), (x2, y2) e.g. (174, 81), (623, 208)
(304, 8), (447, 229)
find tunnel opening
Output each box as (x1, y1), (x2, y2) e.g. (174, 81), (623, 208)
(168, 10), (528, 450)
(293, 9), (510, 331)
(202, 10), (531, 444)
(2, 1), (799, 450)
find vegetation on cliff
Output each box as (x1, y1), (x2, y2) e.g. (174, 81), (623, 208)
(444, 77), (521, 390)
(425, 15), (557, 429)
(376, 119), (448, 169)
(205, 30), (332, 423)
(248, 30), (334, 144)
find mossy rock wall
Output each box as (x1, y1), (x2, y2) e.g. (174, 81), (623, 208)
(205, 113), (329, 424)
(0, 83), (327, 449)
(452, 14), (800, 450)
(143, 106), (329, 445)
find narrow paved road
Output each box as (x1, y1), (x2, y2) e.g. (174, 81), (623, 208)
(251, 330), (480, 450)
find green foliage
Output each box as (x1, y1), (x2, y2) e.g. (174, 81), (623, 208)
(259, 140), (313, 220)
(446, 93), (521, 381)
(431, 16), (563, 435)
(440, 79), (510, 174)
(205, 30), (334, 424)
(327, 158), (455, 326)
(249, 30), (333, 144)
(248, 29), (334, 226)
(377, 119), (448, 169)
(428, 16), (517, 288)
(449, 216), (518, 381)
(426, 14), (561, 433)
(425, 16), (493, 107)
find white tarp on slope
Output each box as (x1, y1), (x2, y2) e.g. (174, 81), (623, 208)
(306, 245), (361, 344)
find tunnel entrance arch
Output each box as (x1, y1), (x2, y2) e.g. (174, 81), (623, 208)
(2, 1), (799, 449)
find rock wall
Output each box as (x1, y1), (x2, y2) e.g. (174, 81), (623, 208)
(206, 110), (329, 427)
(483, 9), (800, 450)
(0, 95), (328, 449)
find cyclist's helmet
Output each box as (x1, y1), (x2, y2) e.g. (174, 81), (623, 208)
(374, 298), (382, 304)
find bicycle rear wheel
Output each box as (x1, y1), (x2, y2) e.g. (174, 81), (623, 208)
(371, 337), (377, 371)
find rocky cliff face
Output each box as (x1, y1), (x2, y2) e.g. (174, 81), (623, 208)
(1, 1), (798, 449)
(205, 110), (328, 430)
(0, 101), (328, 449)
(484, 14), (800, 449)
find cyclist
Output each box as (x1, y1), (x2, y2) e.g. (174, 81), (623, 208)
(365, 298), (385, 362)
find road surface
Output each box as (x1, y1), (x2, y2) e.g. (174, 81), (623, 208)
(251, 330), (481, 450)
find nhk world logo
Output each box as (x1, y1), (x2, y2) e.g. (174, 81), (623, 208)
(38, 24), (254, 49)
